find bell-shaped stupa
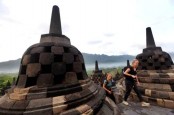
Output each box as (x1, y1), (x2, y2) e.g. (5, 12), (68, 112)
(0, 5), (120, 115)
(136, 27), (173, 70)
(132, 27), (174, 109)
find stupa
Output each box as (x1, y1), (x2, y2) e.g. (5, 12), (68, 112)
(132, 27), (174, 109)
(136, 27), (173, 70)
(0, 5), (120, 115)
(91, 60), (105, 85)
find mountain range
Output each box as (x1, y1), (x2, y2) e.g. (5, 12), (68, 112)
(0, 53), (135, 73)
(1, 52), (174, 73)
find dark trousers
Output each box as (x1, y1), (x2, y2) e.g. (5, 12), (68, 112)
(106, 90), (115, 103)
(124, 80), (143, 102)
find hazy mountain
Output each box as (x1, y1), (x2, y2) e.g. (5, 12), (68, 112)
(0, 53), (135, 73)
(82, 53), (134, 64)
(0, 52), (174, 73)
(0, 58), (21, 73)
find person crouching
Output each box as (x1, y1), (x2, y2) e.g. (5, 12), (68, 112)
(103, 73), (115, 103)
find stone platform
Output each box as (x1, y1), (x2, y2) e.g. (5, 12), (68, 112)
(118, 101), (174, 115)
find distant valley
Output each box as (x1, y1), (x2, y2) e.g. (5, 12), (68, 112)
(0, 52), (174, 73)
(0, 53), (135, 73)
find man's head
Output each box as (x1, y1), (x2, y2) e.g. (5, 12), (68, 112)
(132, 59), (139, 68)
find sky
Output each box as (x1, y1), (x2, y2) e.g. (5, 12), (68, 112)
(0, 0), (174, 62)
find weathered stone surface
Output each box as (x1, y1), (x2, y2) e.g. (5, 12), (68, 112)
(0, 99), (16, 109)
(53, 105), (68, 114)
(26, 98), (52, 109)
(78, 54), (84, 63)
(26, 92), (47, 100)
(118, 101), (174, 115)
(22, 55), (31, 65)
(145, 89), (151, 96)
(26, 63), (41, 77)
(63, 53), (74, 64)
(39, 53), (54, 65)
(49, 5), (62, 34)
(30, 47), (45, 54)
(12, 100), (30, 110)
(9, 93), (27, 100)
(14, 87), (30, 94)
(37, 74), (54, 87)
(73, 62), (82, 73)
(52, 63), (66, 75)
(69, 47), (79, 55)
(51, 46), (64, 54)
(113, 93), (123, 104)
(16, 75), (27, 87)
(63, 72), (78, 84)
(164, 99), (174, 109)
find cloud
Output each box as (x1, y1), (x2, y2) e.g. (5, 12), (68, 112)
(88, 40), (103, 45)
(0, 1), (9, 16)
(103, 33), (115, 37)
(131, 44), (145, 50)
(0, 0), (174, 62)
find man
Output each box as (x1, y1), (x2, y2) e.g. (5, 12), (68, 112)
(122, 59), (150, 107)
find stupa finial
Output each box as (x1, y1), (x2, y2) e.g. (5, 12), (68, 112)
(95, 60), (99, 71)
(49, 5), (62, 34)
(146, 27), (156, 48)
(127, 60), (130, 67)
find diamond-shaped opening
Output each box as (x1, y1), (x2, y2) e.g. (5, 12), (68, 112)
(41, 65), (52, 73)
(154, 59), (158, 62)
(54, 54), (63, 62)
(63, 47), (69, 53)
(20, 65), (27, 74)
(148, 63), (153, 66)
(76, 72), (83, 80)
(66, 63), (73, 72)
(165, 58), (169, 61)
(139, 56), (142, 59)
(44, 46), (51, 52)
(155, 66), (160, 70)
(53, 74), (65, 84)
(25, 76), (37, 87)
(142, 66), (147, 70)
(82, 63), (86, 70)
(74, 55), (79, 62)
(159, 54), (162, 57)
(30, 53), (40, 63)
(142, 59), (147, 62)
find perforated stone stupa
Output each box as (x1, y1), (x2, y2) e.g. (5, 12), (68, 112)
(0, 5), (120, 115)
(136, 27), (173, 70)
(132, 27), (174, 109)
(91, 60), (105, 85)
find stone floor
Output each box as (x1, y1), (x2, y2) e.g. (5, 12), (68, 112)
(118, 101), (174, 115)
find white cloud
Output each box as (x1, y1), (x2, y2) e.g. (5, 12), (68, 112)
(0, 0), (174, 62)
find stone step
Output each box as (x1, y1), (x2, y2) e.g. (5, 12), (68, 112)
(137, 72), (174, 78)
(138, 83), (172, 92)
(131, 92), (174, 109)
(137, 69), (174, 74)
(137, 87), (174, 101)
(138, 77), (174, 84)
